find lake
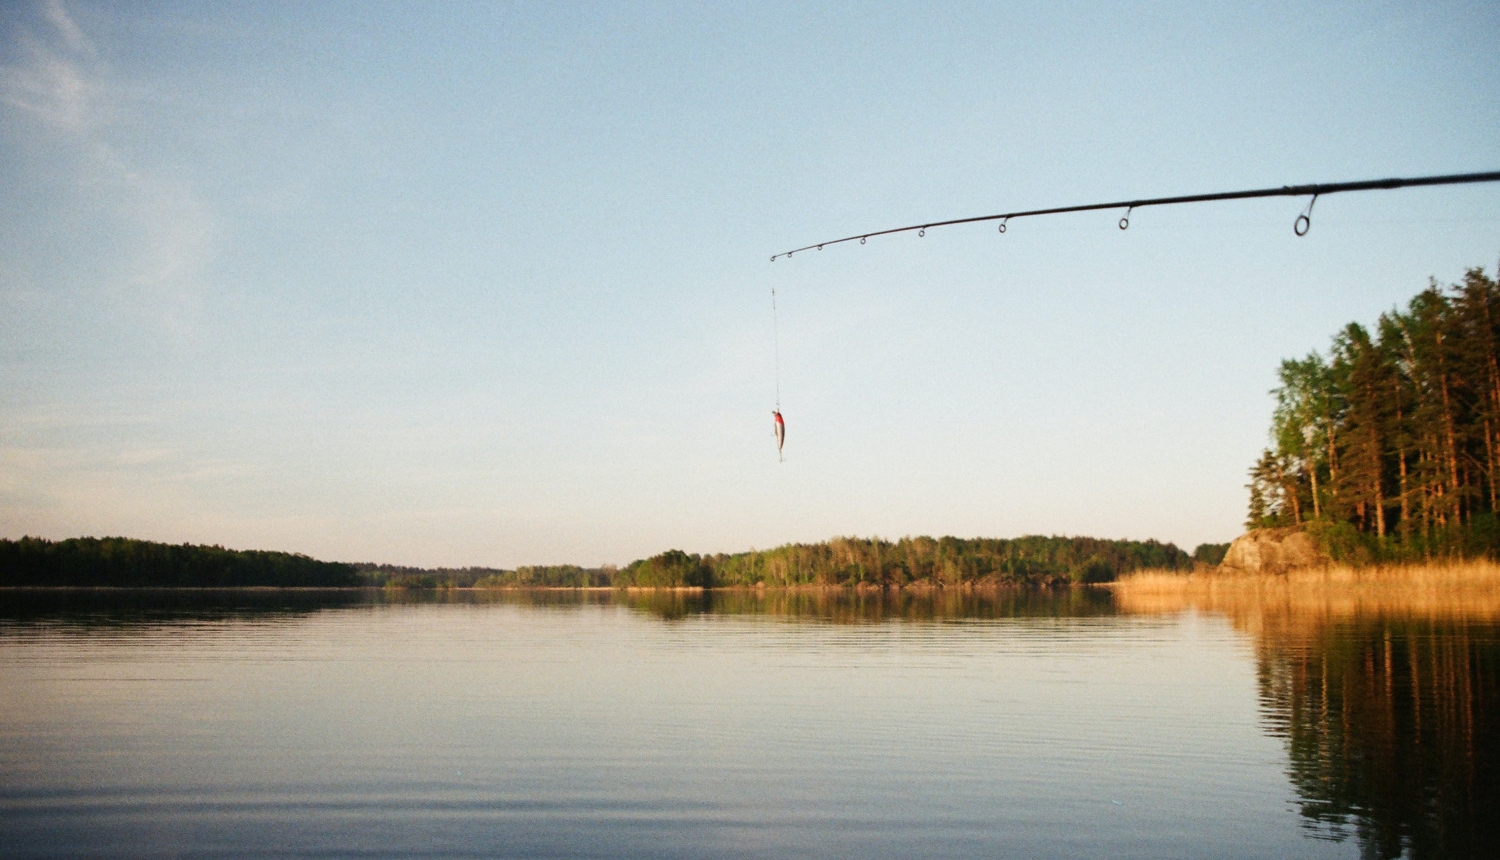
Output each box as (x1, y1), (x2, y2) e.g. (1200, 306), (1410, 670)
(0, 587), (1494, 859)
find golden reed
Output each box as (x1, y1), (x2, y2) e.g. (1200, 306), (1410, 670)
(1113, 561), (1500, 624)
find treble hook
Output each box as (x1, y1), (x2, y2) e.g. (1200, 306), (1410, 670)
(1294, 194), (1318, 236)
(1118, 206), (1133, 231)
(998, 217), (1008, 234)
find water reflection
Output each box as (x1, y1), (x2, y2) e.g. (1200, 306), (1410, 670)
(612, 584), (1117, 622)
(305, 585), (1117, 621)
(1260, 618), (1499, 859)
(5, 582), (1496, 857)
(0, 586), (1121, 629)
(0, 586), (1289, 860)
(1117, 579), (1500, 860)
(0, 588), (366, 629)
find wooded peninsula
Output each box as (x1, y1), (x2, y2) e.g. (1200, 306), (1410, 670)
(1, 534), (1215, 590)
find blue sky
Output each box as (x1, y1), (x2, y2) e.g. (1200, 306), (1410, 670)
(3, 1), (1498, 567)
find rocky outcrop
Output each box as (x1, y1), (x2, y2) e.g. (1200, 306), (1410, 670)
(1219, 527), (1328, 573)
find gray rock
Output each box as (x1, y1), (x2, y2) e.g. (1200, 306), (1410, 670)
(1220, 527), (1327, 573)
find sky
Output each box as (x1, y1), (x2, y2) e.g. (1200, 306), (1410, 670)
(2, 1), (1498, 568)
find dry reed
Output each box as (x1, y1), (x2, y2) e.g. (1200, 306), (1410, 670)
(1114, 561), (1500, 625)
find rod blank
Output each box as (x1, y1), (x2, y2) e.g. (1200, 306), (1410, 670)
(769, 171), (1500, 261)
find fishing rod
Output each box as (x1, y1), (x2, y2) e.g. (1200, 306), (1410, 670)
(769, 171), (1500, 261)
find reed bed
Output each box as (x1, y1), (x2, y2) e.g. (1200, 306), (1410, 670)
(1114, 561), (1500, 625)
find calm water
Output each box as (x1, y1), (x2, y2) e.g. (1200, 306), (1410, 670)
(0, 588), (1494, 859)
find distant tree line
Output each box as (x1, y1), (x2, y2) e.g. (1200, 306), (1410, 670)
(0, 536), (359, 587)
(354, 563), (495, 589)
(616, 535), (1194, 588)
(475, 564), (614, 588)
(376, 534), (1194, 590)
(3, 534), (1202, 589)
(355, 563), (614, 589)
(1248, 264), (1500, 561)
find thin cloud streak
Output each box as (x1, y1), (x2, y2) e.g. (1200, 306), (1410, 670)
(0, 0), (96, 130)
(41, 0), (91, 55)
(1, 0), (215, 318)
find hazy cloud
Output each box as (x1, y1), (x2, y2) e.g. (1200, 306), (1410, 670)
(1, 0), (215, 318)
(40, 0), (90, 53)
(0, 0), (97, 130)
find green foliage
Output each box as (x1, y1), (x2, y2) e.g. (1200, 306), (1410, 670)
(1068, 554), (1115, 584)
(1192, 543), (1230, 565)
(1247, 449), (1299, 529)
(616, 550), (712, 588)
(0, 536), (359, 588)
(1461, 512), (1500, 557)
(1252, 264), (1500, 560)
(629, 535), (1191, 589)
(383, 572), (440, 589)
(508, 564), (613, 587)
(359, 563), (612, 588)
(1303, 520), (1376, 566)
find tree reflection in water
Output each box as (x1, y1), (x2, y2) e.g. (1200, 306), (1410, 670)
(1257, 618), (1499, 858)
(1118, 571), (1500, 860)
(613, 584), (1116, 623)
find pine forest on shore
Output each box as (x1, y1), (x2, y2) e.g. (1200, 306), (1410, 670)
(1249, 263), (1500, 562)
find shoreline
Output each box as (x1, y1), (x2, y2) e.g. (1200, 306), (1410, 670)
(0, 582), (1061, 593)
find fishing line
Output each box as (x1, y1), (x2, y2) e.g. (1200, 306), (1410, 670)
(771, 286), (781, 411)
(769, 170), (1500, 260)
(771, 284), (785, 462)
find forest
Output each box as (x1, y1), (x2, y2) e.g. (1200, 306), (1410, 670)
(614, 535), (1193, 588)
(355, 562), (614, 589)
(2, 534), (1197, 589)
(1248, 264), (1500, 561)
(0, 536), (360, 587)
(338, 536), (1200, 589)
